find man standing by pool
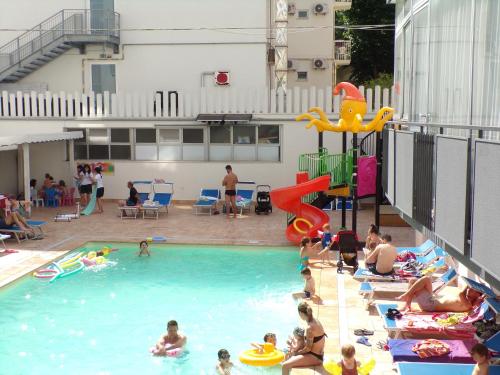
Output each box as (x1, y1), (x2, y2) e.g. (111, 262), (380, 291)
(152, 320), (187, 356)
(222, 165), (238, 218)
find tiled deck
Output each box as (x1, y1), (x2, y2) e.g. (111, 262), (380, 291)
(0, 201), (417, 374)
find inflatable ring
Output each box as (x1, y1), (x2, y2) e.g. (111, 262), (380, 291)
(324, 358), (375, 375)
(293, 218), (313, 234)
(33, 268), (59, 279)
(239, 343), (284, 367)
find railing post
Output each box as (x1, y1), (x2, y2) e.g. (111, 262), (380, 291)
(61, 10), (65, 37)
(39, 25), (43, 54)
(16, 38), (20, 66)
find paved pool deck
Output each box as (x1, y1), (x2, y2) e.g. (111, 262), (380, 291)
(0, 201), (418, 374)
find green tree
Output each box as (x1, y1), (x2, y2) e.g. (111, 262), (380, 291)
(336, 0), (395, 86)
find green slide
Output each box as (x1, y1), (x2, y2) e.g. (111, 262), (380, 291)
(81, 186), (97, 216)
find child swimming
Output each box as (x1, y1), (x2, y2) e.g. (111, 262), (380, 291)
(216, 349), (233, 375)
(138, 241), (151, 256)
(251, 333), (277, 353)
(299, 237), (322, 270)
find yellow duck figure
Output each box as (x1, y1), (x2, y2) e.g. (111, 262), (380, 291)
(296, 82), (395, 133)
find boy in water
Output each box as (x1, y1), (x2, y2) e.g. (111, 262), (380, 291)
(138, 241), (151, 256)
(216, 349), (233, 375)
(251, 333), (277, 353)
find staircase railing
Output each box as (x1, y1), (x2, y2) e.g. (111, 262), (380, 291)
(358, 130), (377, 156)
(0, 9), (120, 75)
(298, 148), (354, 187)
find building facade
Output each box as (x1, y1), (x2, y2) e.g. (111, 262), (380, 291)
(0, 0), (385, 201)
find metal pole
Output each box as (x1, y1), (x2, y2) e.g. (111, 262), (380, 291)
(341, 132), (347, 228)
(352, 133), (358, 234)
(375, 131), (382, 228)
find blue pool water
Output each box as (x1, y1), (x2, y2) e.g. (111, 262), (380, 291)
(0, 243), (303, 374)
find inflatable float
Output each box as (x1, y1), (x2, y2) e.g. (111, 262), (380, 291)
(239, 343), (284, 367)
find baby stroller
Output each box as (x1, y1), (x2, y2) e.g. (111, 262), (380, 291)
(255, 185), (272, 215)
(329, 230), (360, 274)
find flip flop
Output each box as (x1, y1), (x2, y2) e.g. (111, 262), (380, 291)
(354, 329), (374, 336)
(385, 308), (403, 320)
(376, 339), (389, 351)
(356, 336), (371, 347)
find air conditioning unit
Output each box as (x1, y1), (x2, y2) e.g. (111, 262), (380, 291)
(287, 59), (295, 70)
(312, 58), (328, 69)
(214, 71), (230, 85)
(313, 3), (328, 14)
(288, 3), (296, 15)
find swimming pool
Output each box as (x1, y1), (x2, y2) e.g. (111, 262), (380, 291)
(0, 243), (302, 374)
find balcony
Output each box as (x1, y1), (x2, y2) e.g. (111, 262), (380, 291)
(334, 40), (351, 65)
(333, 0), (352, 11)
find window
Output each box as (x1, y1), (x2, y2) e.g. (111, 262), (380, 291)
(88, 128), (109, 159)
(233, 126), (255, 144)
(297, 71), (308, 81)
(159, 129), (180, 143)
(110, 128), (130, 160)
(258, 125), (279, 144)
(183, 129), (204, 143)
(91, 64), (116, 94)
(75, 144), (88, 160)
(159, 128), (181, 161)
(89, 145), (109, 159)
(298, 10), (308, 18)
(135, 129), (157, 160)
(89, 128), (108, 143)
(210, 127), (231, 143)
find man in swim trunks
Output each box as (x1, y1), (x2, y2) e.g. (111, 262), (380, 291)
(396, 276), (484, 312)
(364, 234), (397, 276)
(153, 320), (187, 356)
(222, 165), (238, 218)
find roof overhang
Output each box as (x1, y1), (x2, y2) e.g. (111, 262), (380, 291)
(0, 131), (83, 151)
(196, 113), (253, 124)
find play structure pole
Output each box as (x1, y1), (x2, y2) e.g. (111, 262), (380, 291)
(375, 131), (382, 228)
(341, 132), (347, 228)
(352, 133), (358, 234)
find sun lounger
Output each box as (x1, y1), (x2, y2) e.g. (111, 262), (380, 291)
(118, 206), (139, 219)
(0, 234), (10, 249)
(376, 301), (489, 339)
(353, 267), (401, 282)
(0, 220), (46, 243)
(193, 189), (220, 215)
(235, 183), (255, 215)
(397, 362), (500, 375)
(397, 239), (436, 255)
(359, 268), (457, 304)
(389, 338), (476, 363)
(152, 182), (174, 213)
(486, 331), (500, 352)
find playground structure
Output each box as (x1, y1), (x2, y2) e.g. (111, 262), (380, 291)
(271, 82), (394, 244)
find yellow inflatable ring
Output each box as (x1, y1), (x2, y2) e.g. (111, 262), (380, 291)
(293, 218), (313, 234)
(324, 358), (375, 375)
(239, 343), (284, 367)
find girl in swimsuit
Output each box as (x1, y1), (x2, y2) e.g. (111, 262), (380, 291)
(299, 237), (322, 270)
(281, 302), (326, 375)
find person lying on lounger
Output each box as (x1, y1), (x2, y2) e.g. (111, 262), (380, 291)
(396, 276), (484, 312)
(0, 205), (35, 236)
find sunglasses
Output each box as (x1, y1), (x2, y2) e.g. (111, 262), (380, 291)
(220, 354), (230, 360)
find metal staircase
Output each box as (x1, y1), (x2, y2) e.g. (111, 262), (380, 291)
(0, 9), (120, 83)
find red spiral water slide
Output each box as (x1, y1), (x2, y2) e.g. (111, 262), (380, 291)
(270, 174), (330, 244)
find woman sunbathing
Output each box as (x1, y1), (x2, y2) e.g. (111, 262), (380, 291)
(0, 207), (35, 236)
(396, 276), (483, 312)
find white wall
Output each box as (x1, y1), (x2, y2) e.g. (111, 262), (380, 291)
(0, 0), (85, 46)
(0, 118), (345, 200)
(0, 150), (18, 195)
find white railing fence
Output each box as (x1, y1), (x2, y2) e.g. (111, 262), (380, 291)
(0, 85), (395, 119)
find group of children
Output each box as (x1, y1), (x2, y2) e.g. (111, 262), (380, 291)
(216, 331), (362, 375)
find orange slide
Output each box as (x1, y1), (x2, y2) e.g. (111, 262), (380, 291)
(270, 174), (330, 244)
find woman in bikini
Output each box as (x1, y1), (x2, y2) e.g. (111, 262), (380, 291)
(281, 302), (326, 374)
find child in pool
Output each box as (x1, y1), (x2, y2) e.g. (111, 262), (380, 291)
(299, 237), (322, 270)
(138, 241), (151, 256)
(216, 349), (233, 375)
(471, 343), (490, 375)
(338, 344), (361, 375)
(285, 327), (306, 359)
(251, 333), (277, 353)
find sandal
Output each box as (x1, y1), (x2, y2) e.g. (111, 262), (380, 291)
(376, 339), (389, 351)
(354, 329), (374, 336)
(385, 308), (403, 320)
(356, 336), (371, 347)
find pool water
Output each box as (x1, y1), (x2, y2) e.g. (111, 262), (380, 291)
(0, 243), (303, 374)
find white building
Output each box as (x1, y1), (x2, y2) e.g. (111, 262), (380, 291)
(0, 0), (389, 201)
